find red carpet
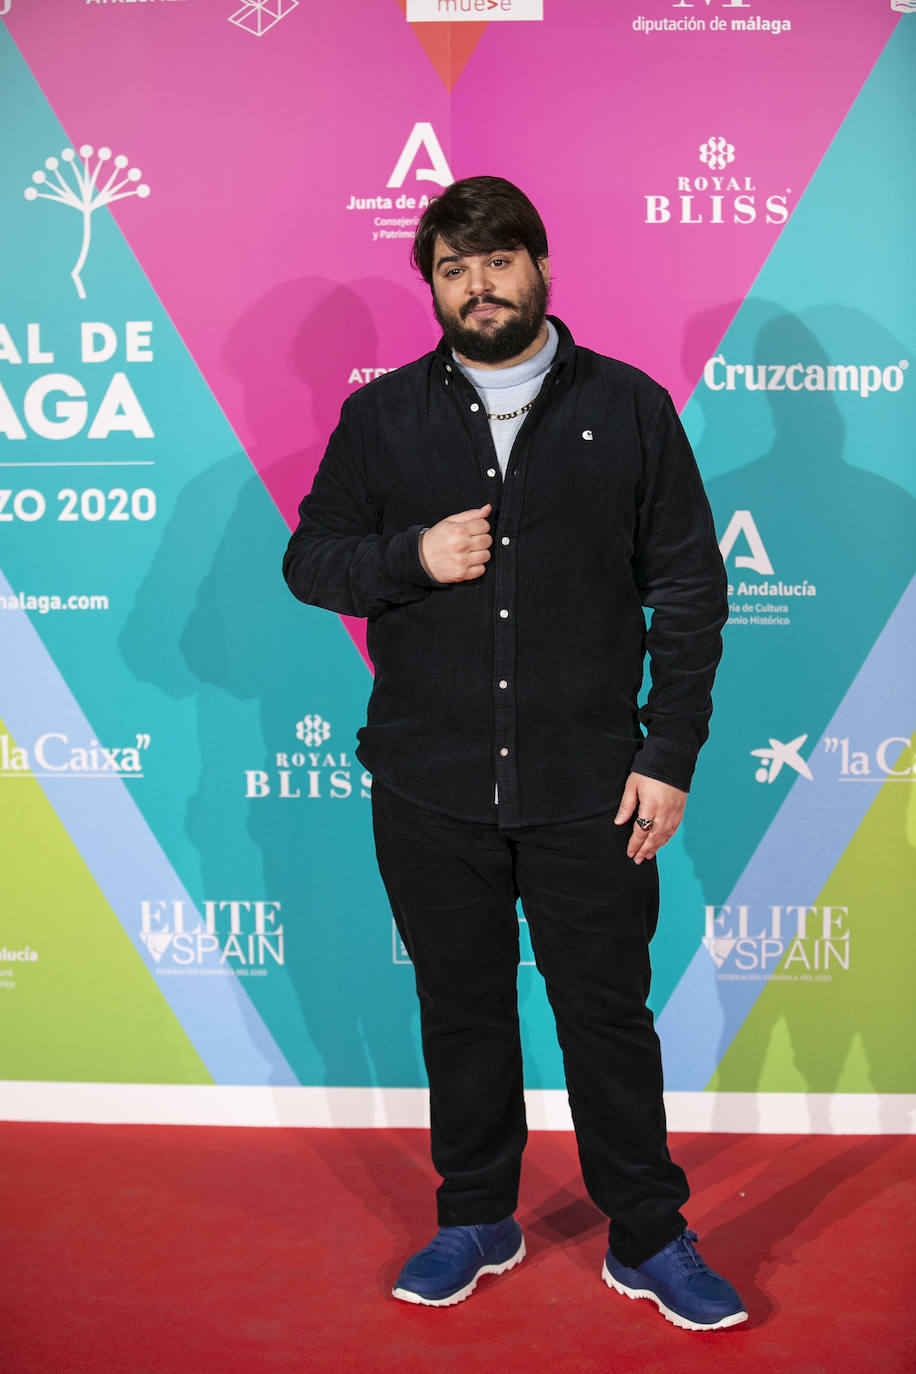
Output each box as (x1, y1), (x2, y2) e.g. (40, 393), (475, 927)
(1, 1125), (913, 1373)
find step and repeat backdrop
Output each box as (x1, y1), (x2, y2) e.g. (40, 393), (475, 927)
(1, 0), (913, 1129)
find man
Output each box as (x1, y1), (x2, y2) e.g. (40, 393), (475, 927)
(283, 176), (746, 1331)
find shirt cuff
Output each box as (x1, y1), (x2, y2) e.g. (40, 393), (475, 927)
(631, 737), (698, 793)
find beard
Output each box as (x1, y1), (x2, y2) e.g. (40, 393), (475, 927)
(434, 271), (549, 365)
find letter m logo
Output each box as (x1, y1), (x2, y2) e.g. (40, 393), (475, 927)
(718, 509), (774, 575)
(387, 122), (454, 189)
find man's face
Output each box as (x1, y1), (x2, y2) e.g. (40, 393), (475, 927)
(430, 234), (550, 367)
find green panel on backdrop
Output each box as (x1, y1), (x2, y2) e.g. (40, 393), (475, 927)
(0, 715), (212, 1084)
(708, 745), (916, 1094)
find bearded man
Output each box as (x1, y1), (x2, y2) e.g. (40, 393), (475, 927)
(283, 176), (746, 1331)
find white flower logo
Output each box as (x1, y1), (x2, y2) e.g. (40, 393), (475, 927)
(24, 144), (150, 299)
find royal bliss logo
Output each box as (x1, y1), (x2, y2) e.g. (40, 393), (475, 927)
(645, 136), (791, 227)
(245, 714), (371, 800)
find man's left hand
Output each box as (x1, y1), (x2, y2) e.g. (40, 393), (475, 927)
(614, 772), (688, 864)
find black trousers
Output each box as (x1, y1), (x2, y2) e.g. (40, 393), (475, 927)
(371, 781), (689, 1268)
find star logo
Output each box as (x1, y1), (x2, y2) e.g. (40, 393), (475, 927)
(750, 735), (814, 784)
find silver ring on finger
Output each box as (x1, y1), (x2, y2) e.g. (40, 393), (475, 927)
(635, 816), (655, 832)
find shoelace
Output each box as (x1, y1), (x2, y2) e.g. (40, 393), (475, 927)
(424, 1226), (487, 1259)
(665, 1229), (710, 1274)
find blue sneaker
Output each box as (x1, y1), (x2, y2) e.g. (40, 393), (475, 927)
(602, 1229), (747, 1331)
(392, 1217), (525, 1307)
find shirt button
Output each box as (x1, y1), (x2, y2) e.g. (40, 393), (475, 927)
(445, 364), (452, 372)
(501, 536), (510, 546)
(499, 747), (509, 757)
(499, 609), (509, 619)
(499, 680), (508, 689)
(470, 403), (480, 412)
(486, 467), (496, 477)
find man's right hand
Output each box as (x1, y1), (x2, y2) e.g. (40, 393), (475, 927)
(419, 504), (492, 583)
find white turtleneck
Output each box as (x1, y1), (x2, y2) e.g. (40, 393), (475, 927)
(454, 318), (559, 477)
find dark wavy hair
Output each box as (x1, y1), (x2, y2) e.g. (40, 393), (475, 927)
(411, 176), (549, 284)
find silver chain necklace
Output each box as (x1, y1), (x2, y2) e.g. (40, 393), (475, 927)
(486, 397), (536, 422)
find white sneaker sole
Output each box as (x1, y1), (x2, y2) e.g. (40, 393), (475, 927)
(602, 1260), (748, 1332)
(392, 1235), (526, 1307)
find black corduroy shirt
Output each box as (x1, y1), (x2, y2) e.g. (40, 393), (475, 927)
(283, 317), (727, 827)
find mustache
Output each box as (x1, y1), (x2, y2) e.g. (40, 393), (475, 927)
(460, 295), (516, 320)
